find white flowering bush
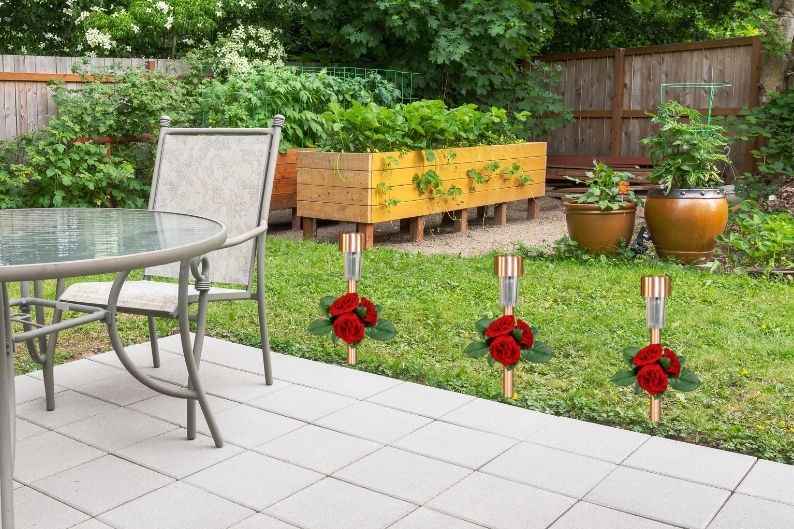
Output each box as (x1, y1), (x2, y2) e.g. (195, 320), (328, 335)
(209, 25), (287, 75)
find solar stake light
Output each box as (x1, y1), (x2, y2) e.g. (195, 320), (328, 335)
(339, 233), (364, 364)
(495, 255), (524, 398)
(640, 275), (671, 422)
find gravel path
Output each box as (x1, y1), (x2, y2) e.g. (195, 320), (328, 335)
(269, 197), (573, 256)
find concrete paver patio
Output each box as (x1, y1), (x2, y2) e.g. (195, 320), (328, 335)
(11, 335), (794, 529)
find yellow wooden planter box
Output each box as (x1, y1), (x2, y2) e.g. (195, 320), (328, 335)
(297, 142), (547, 224)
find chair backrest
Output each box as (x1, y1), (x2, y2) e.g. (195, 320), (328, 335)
(144, 115), (284, 287)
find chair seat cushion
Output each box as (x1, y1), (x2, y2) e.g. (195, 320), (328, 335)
(60, 281), (248, 315)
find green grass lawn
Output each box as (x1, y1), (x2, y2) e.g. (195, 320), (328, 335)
(14, 236), (794, 463)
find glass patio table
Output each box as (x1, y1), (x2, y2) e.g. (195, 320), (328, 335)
(0, 208), (227, 528)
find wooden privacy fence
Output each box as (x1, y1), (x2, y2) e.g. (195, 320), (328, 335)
(0, 55), (187, 140)
(540, 37), (762, 177)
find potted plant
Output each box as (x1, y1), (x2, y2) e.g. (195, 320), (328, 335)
(641, 102), (730, 263)
(563, 161), (641, 254)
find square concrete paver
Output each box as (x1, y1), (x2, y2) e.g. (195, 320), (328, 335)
(707, 493), (794, 528)
(393, 420), (516, 469)
(247, 384), (356, 422)
(100, 481), (253, 529)
(15, 431), (104, 483)
(257, 424), (380, 474)
(29, 358), (121, 388)
(528, 416), (649, 463)
(441, 398), (556, 440)
(585, 466), (731, 528)
(549, 502), (680, 529)
(71, 520), (117, 529)
(428, 472), (576, 529)
(117, 428), (244, 479)
(334, 446), (471, 504)
(229, 514), (301, 529)
(127, 393), (238, 427)
(87, 342), (173, 370)
(14, 486), (89, 529)
(197, 404), (304, 449)
(185, 451), (322, 510)
(57, 407), (178, 452)
(33, 455), (173, 516)
(624, 436), (756, 490)
(315, 401), (431, 443)
(265, 478), (415, 529)
(16, 417), (45, 441)
(389, 507), (485, 529)
(14, 374), (65, 404)
(736, 459), (794, 505)
(202, 364), (292, 402)
(482, 442), (615, 498)
(366, 382), (475, 418)
(73, 372), (160, 406)
(17, 390), (118, 429)
(162, 335), (269, 375)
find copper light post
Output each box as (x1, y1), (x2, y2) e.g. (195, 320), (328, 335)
(339, 233), (364, 365)
(495, 255), (524, 398)
(641, 275), (670, 423)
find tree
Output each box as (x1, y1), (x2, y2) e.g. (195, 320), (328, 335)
(759, 0), (794, 99)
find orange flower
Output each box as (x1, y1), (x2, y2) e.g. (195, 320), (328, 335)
(617, 181), (630, 195)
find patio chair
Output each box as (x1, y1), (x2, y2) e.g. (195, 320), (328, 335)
(52, 115), (284, 442)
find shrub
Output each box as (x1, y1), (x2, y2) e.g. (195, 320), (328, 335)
(717, 201), (794, 271)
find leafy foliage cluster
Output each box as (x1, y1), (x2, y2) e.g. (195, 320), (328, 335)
(565, 161), (641, 210)
(642, 102), (731, 191)
(200, 65), (403, 151)
(0, 67), (197, 208)
(319, 100), (529, 153)
(718, 200), (794, 271)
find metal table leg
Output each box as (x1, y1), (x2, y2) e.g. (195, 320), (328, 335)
(0, 283), (17, 529)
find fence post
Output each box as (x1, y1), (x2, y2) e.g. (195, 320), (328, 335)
(610, 48), (625, 157)
(746, 37), (763, 175)
(145, 59), (156, 71)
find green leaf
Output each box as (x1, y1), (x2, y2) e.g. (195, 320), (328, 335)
(669, 369), (701, 392)
(365, 319), (397, 341)
(523, 341), (553, 363)
(511, 328), (524, 342)
(319, 296), (336, 313)
(307, 318), (333, 335)
(611, 370), (636, 386)
(622, 346), (640, 366)
(475, 316), (493, 340)
(464, 341), (490, 357)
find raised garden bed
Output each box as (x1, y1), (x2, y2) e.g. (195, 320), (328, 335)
(272, 149), (301, 228)
(297, 142), (547, 246)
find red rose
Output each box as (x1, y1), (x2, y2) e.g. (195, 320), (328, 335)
(485, 315), (516, 338)
(333, 313), (365, 344)
(488, 335), (522, 367)
(662, 348), (681, 377)
(329, 293), (359, 316)
(514, 320), (534, 349)
(358, 297), (378, 326)
(636, 364), (668, 395)
(632, 343), (662, 367)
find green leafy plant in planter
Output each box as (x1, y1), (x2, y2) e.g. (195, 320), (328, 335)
(562, 161), (641, 255)
(640, 102), (732, 263)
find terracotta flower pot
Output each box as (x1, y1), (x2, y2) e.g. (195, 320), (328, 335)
(563, 201), (637, 255)
(644, 188), (729, 264)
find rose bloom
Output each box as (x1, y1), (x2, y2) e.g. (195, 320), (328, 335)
(636, 364), (668, 395)
(359, 297), (378, 326)
(632, 343), (663, 367)
(662, 348), (681, 377)
(332, 313), (365, 344)
(514, 319), (534, 349)
(485, 315), (516, 338)
(489, 335), (522, 367)
(329, 293), (359, 316)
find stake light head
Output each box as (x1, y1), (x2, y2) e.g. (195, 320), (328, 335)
(339, 233), (364, 281)
(641, 275), (671, 330)
(494, 255), (523, 309)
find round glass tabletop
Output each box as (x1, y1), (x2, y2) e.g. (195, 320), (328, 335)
(0, 209), (226, 282)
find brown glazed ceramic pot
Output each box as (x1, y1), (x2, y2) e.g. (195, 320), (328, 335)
(644, 188), (729, 264)
(563, 201), (637, 255)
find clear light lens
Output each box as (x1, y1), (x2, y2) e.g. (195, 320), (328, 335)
(646, 297), (666, 329)
(343, 252), (362, 281)
(499, 276), (519, 308)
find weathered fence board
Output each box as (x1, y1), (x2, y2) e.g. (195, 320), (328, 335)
(540, 37), (762, 176)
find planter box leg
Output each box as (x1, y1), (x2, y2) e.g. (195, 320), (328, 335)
(453, 209), (468, 233)
(302, 217), (317, 240)
(409, 216), (425, 242)
(527, 199), (539, 220)
(399, 219), (410, 234)
(476, 206), (487, 220)
(357, 223), (375, 248)
(494, 203), (508, 226)
(291, 208), (302, 230)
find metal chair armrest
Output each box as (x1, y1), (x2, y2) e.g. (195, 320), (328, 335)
(219, 223), (268, 249)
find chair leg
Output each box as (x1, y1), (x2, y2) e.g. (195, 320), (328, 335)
(43, 307), (62, 411)
(257, 288), (273, 385)
(148, 316), (161, 368)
